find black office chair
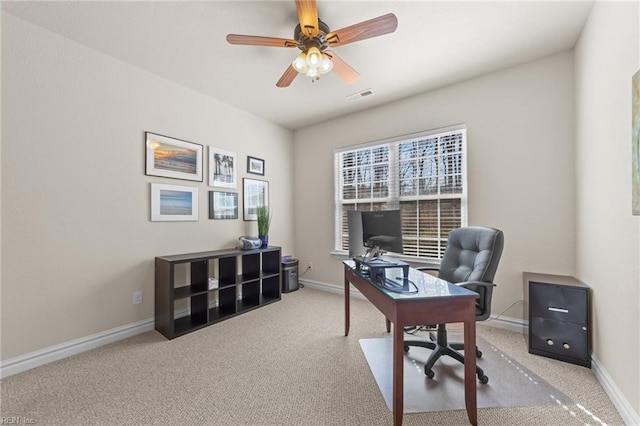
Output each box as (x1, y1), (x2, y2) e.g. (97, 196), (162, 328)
(404, 226), (504, 384)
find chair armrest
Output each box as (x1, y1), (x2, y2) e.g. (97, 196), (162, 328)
(454, 281), (496, 290)
(454, 281), (496, 322)
(416, 266), (440, 271)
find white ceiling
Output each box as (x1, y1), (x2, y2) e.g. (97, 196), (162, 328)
(2, 1), (594, 130)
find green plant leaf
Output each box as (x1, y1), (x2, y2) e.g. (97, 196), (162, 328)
(257, 205), (271, 236)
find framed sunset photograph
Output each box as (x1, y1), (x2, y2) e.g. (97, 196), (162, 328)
(145, 132), (203, 182)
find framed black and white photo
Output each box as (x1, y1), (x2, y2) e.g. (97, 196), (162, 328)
(247, 156), (265, 176)
(243, 178), (269, 221)
(145, 132), (203, 182)
(209, 147), (237, 189)
(151, 183), (199, 221)
(209, 191), (238, 219)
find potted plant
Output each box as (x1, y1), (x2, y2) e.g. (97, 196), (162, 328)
(256, 205), (271, 247)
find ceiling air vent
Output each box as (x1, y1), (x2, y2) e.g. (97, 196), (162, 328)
(347, 89), (375, 102)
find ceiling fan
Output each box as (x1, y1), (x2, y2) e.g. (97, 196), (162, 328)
(226, 0), (398, 88)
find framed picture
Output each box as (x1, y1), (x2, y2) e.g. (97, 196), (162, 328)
(243, 178), (269, 221)
(145, 132), (203, 182)
(151, 183), (198, 221)
(247, 156), (265, 176)
(633, 69), (640, 215)
(209, 191), (238, 219)
(209, 147), (237, 188)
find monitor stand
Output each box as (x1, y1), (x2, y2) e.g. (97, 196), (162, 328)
(365, 256), (410, 291)
(352, 246), (379, 272)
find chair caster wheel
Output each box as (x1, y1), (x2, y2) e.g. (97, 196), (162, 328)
(424, 368), (435, 379)
(478, 374), (489, 384)
(476, 349), (483, 358)
(403, 345), (409, 353)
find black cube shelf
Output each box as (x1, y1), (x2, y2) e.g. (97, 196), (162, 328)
(155, 247), (282, 339)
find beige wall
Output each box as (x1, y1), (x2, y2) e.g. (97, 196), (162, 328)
(574, 1), (640, 416)
(294, 52), (577, 324)
(1, 14), (294, 359)
(3, 4), (638, 420)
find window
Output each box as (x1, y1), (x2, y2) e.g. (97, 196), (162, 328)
(334, 125), (467, 260)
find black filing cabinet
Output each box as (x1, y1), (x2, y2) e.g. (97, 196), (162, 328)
(525, 272), (591, 368)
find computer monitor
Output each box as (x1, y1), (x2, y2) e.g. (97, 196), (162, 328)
(347, 210), (367, 258)
(361, 210), (404, 255)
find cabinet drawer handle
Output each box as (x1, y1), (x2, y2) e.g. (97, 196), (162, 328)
(547, 307), (569, 313)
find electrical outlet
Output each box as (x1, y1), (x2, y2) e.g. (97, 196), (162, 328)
(307, 262), (313, 269)
(133, 291), (143, 305)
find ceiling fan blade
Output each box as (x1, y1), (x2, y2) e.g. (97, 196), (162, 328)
(325, 13), (398, 47)
(226, 34), (298, 48)
(295, 0), (319, 37)
(325, 50), (359, 84)
(276, 64), (299, 88)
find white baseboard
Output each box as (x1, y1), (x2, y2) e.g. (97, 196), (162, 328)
(302, 278), (367, 299)
(0, 318), (154, 379)
(484, 314), (527, 334)
(591, 353), (640, 426)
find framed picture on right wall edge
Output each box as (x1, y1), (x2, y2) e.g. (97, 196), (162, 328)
(243, 178), (269, 221)
(633, 69), (640, 215)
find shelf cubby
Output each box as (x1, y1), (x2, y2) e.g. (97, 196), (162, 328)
(242, 281), (261, 308)
(262, 276), (281, 300)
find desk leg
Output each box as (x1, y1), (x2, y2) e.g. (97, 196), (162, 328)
(344, 273), (350, 337)
(392, 323), (404, 426)
(464, 319), (478, 426)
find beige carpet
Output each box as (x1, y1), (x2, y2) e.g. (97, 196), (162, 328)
(360, 335), (573, 413)
(0, 287), (625, 425)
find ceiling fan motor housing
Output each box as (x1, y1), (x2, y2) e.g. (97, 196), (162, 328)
(294, 19), (331, 51)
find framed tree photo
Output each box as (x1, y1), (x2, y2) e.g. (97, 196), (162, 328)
(209, 191), (238, 219)
(145, 132), (203, 182)
(151, 183), (199, 221)
(247, 156), (265, 176)
(209, 147), (237, 189)
(243, 178), (269, 221)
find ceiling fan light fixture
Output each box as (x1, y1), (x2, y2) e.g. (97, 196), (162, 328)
(319, 54), (333, 74)
(305, 67), (319, 78)
(292, 52), (308, 73)
(306, 46), (322, 67)
(292, 47), (332, 80)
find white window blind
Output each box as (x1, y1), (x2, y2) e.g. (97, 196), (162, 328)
(334, 125), (467, 260)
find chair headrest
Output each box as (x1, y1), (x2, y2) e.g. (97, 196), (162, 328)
(439, 227), (504, 284)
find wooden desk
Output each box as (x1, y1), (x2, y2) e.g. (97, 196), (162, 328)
(343, 260), (479, 426)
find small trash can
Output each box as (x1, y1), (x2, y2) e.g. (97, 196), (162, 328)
(282, 259), (299, 293)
